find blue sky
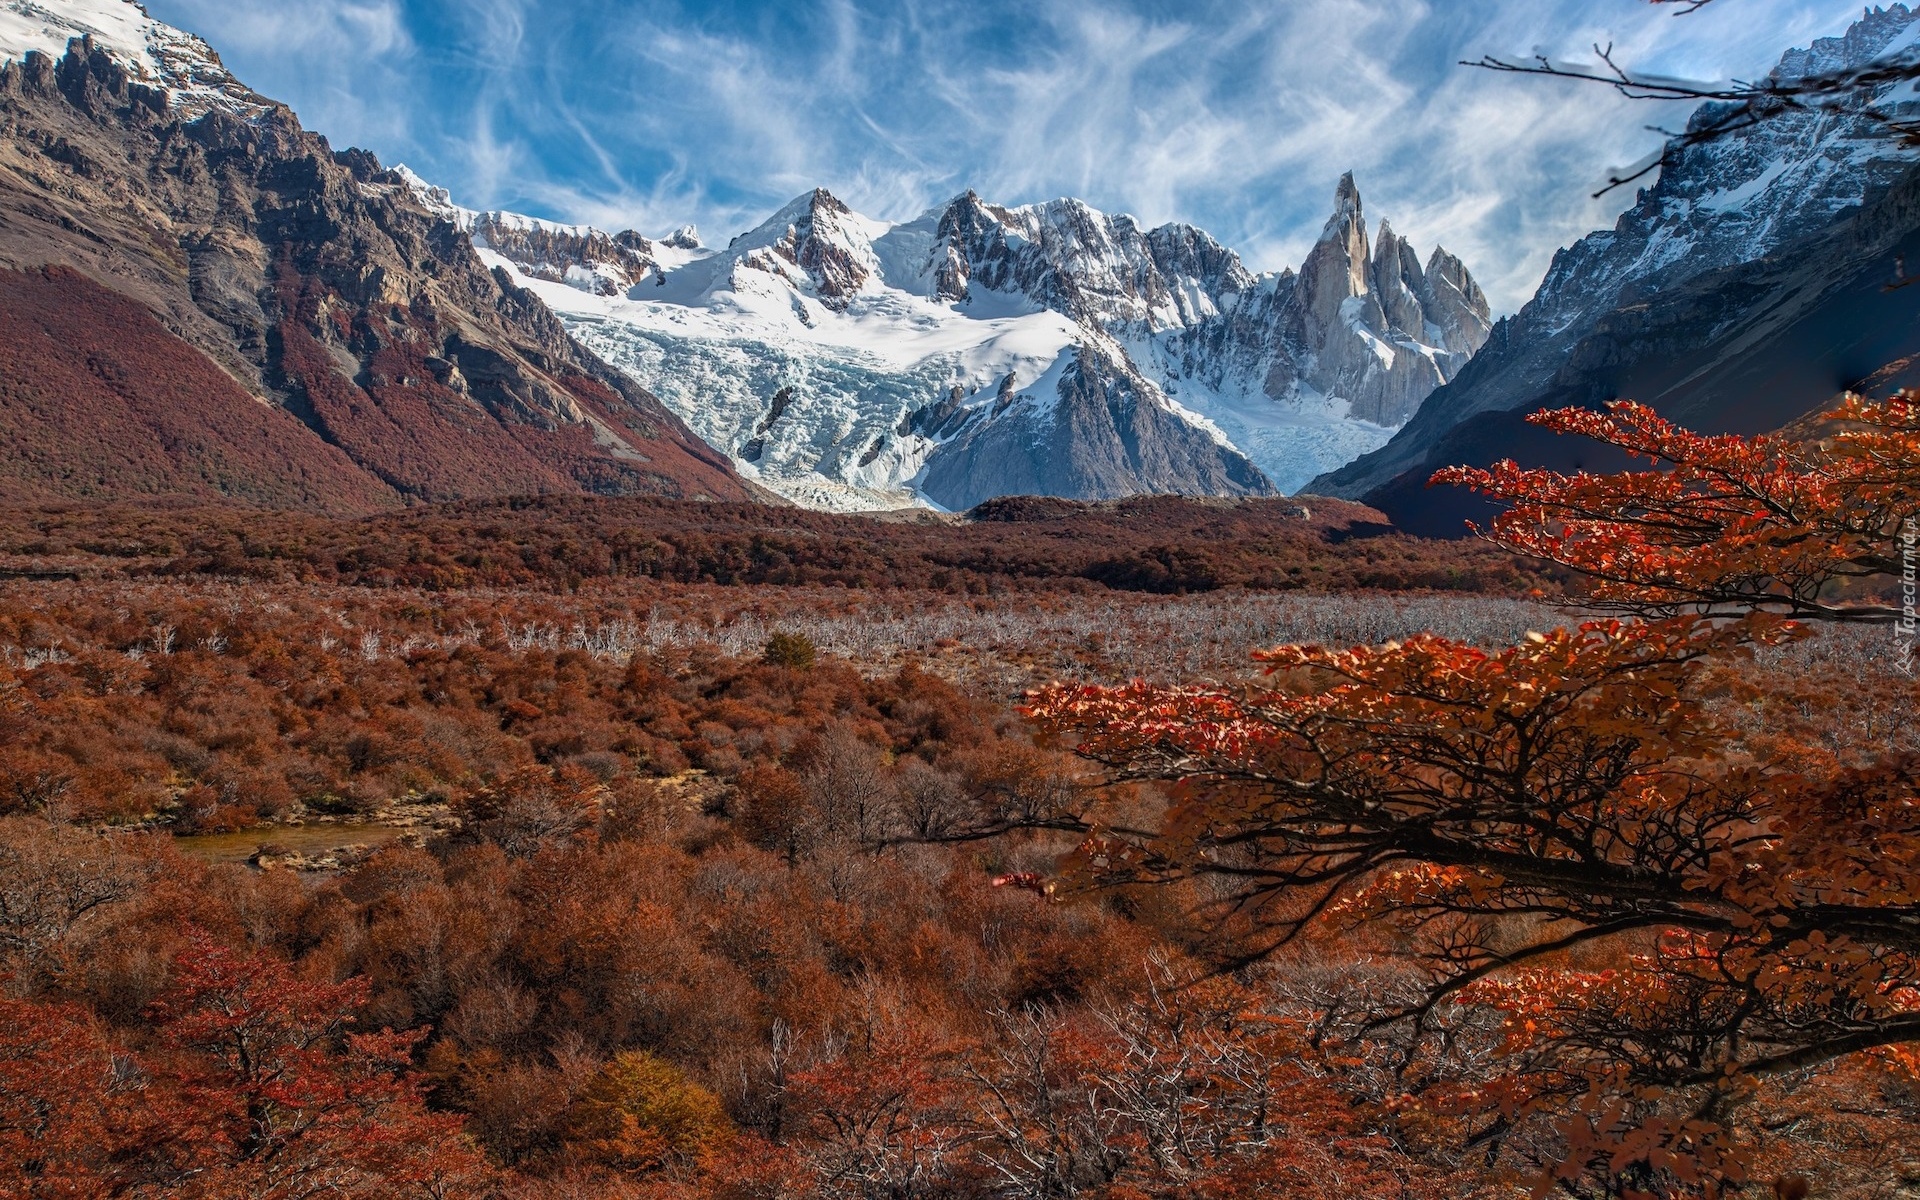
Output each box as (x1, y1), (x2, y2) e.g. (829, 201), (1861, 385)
(145, 0), (1884, 312)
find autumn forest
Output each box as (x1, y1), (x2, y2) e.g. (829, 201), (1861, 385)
(5, 0), (1920, 1195)
(0, 394), (1911, 1200)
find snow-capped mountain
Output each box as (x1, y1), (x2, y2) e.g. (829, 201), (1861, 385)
(1314, 3), (1920, 517)
(0, 0), (268, 118)
(427, 174), (1491, 510)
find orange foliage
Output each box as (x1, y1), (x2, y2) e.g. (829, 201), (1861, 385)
(1025, 397), (1920, 1196)
(1433, 397), (1916, 621)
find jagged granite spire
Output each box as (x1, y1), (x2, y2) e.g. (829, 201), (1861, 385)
(1284, 175), (1491, 426)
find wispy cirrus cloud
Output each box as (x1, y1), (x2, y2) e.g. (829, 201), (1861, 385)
(146, 0), (1877, 311)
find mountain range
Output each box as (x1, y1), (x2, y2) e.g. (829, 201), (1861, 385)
(1, 0), (1917, 524)
(420, 169), (1492, 511)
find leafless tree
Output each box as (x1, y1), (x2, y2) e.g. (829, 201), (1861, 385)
(0, 816), (150, 994)
(1471, 0), (1920, 194)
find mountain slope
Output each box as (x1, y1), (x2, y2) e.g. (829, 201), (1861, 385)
(0, 5), (756, 510)
(0, 264), (394, 509)
(447, 176), (1491, 509)
(1309, 4), (1920, 530)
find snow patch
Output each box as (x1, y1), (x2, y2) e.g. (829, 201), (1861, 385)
(0, 0), (270, 118)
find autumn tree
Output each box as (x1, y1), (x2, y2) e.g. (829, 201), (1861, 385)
(561, 1050), (733, 1175)
(0, 998), (136, 1198)
(1022, 397), (1920, 1196)
(0, 930), (496, 1198)
(1431, 398), (1913, 623)
(140, 933), (491, 1198)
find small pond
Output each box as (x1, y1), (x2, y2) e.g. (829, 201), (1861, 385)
(173, 823), (411, 865)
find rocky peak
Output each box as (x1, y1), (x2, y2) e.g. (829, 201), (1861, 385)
(1, 0), (273, 119)
(1292, 173), (1381, 347)
(1773, 3), (1916, 80)
(1277, 173), (1494, 427)
(1418, 247), (1493, 357)
(925, 191), (1251, 329)
(1146, 222), (1255, 300)
(1371, 219), (1429, 341)
(929, 190), (1000, 301)
(1332, 169), (1363, 217)
(738, 187), (882, 310)
(1326, 171), (1372, 294)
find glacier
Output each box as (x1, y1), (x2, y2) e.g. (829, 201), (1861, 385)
(428, 179), (1492, 510)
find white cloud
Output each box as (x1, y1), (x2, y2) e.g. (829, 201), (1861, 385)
(144, 0), (1880, 312)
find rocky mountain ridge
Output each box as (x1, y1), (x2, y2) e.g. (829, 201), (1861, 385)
(450, 173), (1492, 510)
(1, 0), (268, 119)
(1310, 3), (1920, 528)
(0, 7), (753, 508)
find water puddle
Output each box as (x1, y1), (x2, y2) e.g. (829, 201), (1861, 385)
(173, 823), (411, 866)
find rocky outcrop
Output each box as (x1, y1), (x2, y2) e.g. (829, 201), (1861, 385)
(917, 343), (1274, 511)
(1278, 174), (1490, 426)
(399, 165), (663, 296)
(0, 34), (755, 506)
(469, 217), (656, 296)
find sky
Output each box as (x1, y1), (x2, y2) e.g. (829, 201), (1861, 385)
(143, 0), (1889, 313)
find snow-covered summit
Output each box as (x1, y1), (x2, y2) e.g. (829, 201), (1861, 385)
(724, 188), (892, 310)
(0, 0), (270, 118)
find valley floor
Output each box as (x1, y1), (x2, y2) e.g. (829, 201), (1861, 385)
(1, 500), (1912, 1199)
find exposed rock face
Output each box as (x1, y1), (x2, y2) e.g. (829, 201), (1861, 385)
(401, 165), (663, 296)
(0, 32), (753, 507)
(1278, 174), (1491, 426)
(470, 217), (656, 297)
(917, 343), (1271, 511)
(1421, 248), (1493, 359)
(1308, 4), (1920, 525)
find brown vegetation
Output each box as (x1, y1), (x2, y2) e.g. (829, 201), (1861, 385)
(0, 492), (1560, 594)
(0, 266), (395, 512)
